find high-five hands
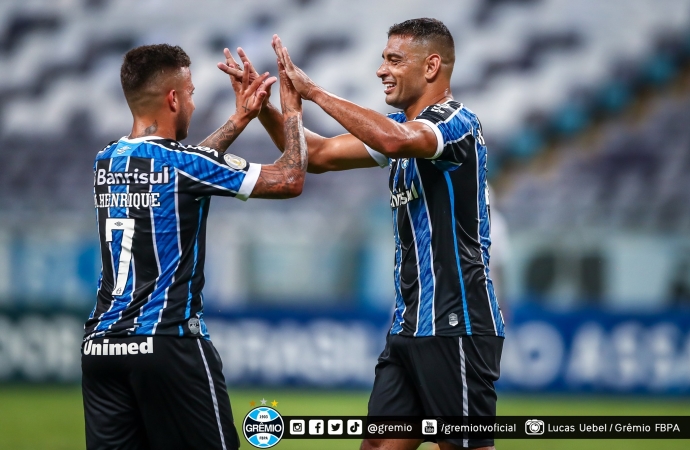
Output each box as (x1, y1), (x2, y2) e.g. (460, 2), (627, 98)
(217, 49), (276, 120)
(271, 34), (318, 101)
(217, 46), (306, 200)
(218, 46), (302, 115)
(218, 48), (272, 106)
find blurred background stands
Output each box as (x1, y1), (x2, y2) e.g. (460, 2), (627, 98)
(1, 0), (689, 310)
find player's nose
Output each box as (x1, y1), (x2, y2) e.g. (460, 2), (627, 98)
(376, 62), (388, 78)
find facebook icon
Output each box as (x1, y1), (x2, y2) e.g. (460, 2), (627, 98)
(309, 420), (324, 435)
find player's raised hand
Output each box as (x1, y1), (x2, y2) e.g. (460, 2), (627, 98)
(233, 61), (276, 121)
(199, 52), (275, 152)
(278, 59), (301, 115)
(272, 34), (317, 101)
(217, 48), (273, 107)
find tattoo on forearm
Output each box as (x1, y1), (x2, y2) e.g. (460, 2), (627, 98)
(133, 120), (158, 138)
(253, 115), (307, 198)
(281, 115), (308, 172)
(199, 119), (238, 152)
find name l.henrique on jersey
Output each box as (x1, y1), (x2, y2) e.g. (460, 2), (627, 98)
(85, 136), (260, 341)
(368, 101), (505, 338)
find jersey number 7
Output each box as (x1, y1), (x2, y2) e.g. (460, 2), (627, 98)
(105, 218), (135, 296)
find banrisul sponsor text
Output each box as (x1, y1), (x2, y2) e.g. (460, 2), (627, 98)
(95, 167), (170, 185)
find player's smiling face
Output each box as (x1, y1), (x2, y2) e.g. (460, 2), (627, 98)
(377, 35), (428, 110)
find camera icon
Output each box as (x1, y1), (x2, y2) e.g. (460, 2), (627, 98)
(525, 419), (544, 435)
(290, 420), (304, 435)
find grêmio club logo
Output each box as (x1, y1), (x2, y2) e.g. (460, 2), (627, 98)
(243, 407), (284, 448)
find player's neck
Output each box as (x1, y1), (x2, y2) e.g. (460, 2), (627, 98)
(404, 86), (453, 120)
(129, 116), (177, 141)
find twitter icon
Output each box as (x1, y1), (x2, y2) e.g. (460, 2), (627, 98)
(328, 419), (343, 435)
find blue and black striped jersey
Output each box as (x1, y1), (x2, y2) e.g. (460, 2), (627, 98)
(368, 101), (505, 337)
(85, 136), (260, 341)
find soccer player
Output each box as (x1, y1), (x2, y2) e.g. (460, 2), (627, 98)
(221, 18), (504, 450)
(82, 44), (307, 450)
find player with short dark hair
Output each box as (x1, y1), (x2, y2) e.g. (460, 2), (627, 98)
(120, 44), (191, 108)
(221, 18), (504, 450)
(82, 43), (307, 450)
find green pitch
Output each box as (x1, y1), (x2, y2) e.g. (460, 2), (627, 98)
(1, 386), (688, 450)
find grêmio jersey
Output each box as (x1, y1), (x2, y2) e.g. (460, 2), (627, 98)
(84, 136), (260, 341)
(367, 101), (505, 338)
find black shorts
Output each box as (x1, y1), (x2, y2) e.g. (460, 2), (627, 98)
(82, 336), (239, 450)
(368, 334), (503, 448)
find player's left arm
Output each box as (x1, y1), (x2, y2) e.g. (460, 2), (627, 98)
(198, 62), (277, 152)
(271, 35), (438, 159)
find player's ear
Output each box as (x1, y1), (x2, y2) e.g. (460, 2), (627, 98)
(424, 54), (442, 82)
(167, 89), (178, 113)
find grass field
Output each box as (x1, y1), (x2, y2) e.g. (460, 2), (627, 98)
(1, 386), (688, 449)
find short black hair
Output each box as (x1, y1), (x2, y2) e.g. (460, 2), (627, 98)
(388, 18), (455, 62)
(120, 44), (191, 100)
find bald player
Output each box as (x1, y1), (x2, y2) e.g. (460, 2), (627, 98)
(222, 18), (505, 450)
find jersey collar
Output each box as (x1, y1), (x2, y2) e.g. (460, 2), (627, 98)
(120, 135), (166, 143)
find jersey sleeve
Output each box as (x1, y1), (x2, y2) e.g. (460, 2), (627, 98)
(414, 102), (475, 168)
(167, 144), (261, 201)
(365, 144), (389, 168)
(362, 111), (409, 168)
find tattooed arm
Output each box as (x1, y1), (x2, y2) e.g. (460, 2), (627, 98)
(199, 119), (239, 152)
(199, 64), (276, 152)
(249, 61), (307, 199)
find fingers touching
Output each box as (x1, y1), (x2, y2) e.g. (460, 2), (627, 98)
(237, 47), (257, 74)
(246, 72), (277, 103)
(215, 39), (305, 115)
(253, 74), (277, 101)
(271, 35), (289, 69)
(272, 35), (298, 74)
(217, 47), (257, 80)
